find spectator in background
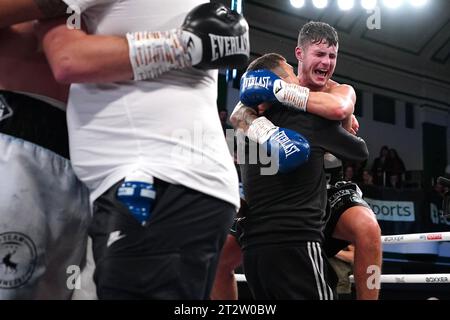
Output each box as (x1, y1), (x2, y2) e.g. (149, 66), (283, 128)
(352, 160), (367, 184)
(371, 145), (389, 186)
(344, 165), (355, 182)
(389, 174), (401, 189)
(385, 148), (406, 188)
(433, 180), (448, 198)
(343, 160), (366, 184)
(428, 180), (450, 221)
(361, 169), (374, 186)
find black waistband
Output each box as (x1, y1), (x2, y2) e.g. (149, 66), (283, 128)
(0, 91), (69, 159)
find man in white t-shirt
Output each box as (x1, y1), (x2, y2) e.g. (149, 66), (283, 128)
(32, 0), (249, 299)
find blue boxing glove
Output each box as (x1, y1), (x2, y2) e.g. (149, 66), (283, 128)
(247, 116), (310, 173)
(240, 69), (310, 111)
(240, 69), (279, 107)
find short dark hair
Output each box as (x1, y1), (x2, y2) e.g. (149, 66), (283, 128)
(246, 53), (286, 72)
(298, 21), (338, 48)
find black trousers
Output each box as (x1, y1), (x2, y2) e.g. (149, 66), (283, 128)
(243, 242), (337, 300)
(89, 178), (235, 299)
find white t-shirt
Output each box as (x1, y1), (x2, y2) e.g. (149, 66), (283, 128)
(62, 0), (240, 209)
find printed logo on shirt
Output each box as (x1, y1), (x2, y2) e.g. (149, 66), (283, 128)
(0, 232), (37, 289)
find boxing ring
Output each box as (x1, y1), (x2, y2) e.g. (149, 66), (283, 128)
(235, 231), (450, 294)
(236, 178), (450, 296)
(351, 231), (450, 284)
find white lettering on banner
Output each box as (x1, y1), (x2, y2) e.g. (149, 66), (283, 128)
(427, 234), (443, 240)
(426, 276), (449, 283)
(364, 198), (415, 222)
(383, 235), (404, 243)
(430, 203), (450, 226)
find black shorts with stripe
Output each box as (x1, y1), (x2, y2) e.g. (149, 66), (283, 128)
(243, 242), (338, 300)
(323, 181), (371, 257)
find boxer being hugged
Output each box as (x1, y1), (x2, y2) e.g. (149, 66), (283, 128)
(214, 22), (381, 301)
(235, 21), (381, 300)
(231, 53), (368, 299)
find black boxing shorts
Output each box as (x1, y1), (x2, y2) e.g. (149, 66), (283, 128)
(323, 181), (371, 257)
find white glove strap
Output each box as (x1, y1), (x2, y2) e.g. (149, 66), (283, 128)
(274, 80), (309, 112)
(247, 116), (278, 144)
(126, 29), (192, 80)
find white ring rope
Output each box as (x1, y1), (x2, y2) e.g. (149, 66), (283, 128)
(235, 273), (450, 284)
(234, 232), (450, 284)
(236, 273), (247, 283)
(349, 274), (450, 284)
(381, 232), (450, 244)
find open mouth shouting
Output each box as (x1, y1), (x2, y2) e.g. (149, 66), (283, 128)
(313, 68), (328, 80)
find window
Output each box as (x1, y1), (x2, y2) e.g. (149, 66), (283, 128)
(373, 94), (395, 124)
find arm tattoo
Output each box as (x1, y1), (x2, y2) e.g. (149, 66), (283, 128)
(34, 0), (68, 18)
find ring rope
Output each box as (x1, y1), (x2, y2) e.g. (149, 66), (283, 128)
(349, 274), (450, 284)
(234, 232), (450, 283)
(381, 232), (450, 244)
(235, 273), (450, 284)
